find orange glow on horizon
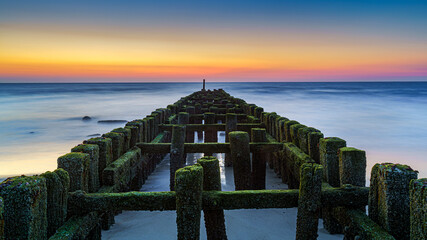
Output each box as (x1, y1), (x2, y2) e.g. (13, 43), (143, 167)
(1, 23), (426, 81)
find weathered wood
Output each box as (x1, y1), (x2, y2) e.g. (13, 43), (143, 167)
(175, 165), (204, 240)
(296, 163), (322, 240)
(170, 126), (186, 191)
(251, 128), (267, 189)
(137, 142), (283, 154)
(369, 163), (418, 240)
(197, 157), (228, 240)
(67, 186), (369, 213)
(225, 113), (238, 166)
(229, 131), (251, 190)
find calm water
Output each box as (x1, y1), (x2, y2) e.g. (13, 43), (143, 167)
(0, 82), (426, 182)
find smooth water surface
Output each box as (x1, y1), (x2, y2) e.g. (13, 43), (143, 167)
(0, 82), (426, 181)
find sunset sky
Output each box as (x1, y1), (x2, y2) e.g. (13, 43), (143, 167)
(1, 0), (426, 82)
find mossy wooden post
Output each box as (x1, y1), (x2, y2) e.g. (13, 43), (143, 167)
(284, 120), (299, 142)
(102, 132), (124, 161)
(204, 112), (217, 143)
(0, 176), (47, 239)
(125, 125), (138, 148)
(0, 196), (3, 240)
(409, 178), (426, 240)
(147, 116), (156, 142)
(369, 163), (418, 240)
(339, 147), (366, 187)
(112, 127), (131, 153)
(254, 107), (263, 119)
(58, 152), (90, 192)
(178, 112), (190, 142)
(142, 118), (149, 142)
(126, 120), (143, 143)
(170, 125), (186, 191)
(40, 169), (70, 238)
(72, 144), (100, 193)
(225, 113), (237, 167)
(197, 156), (228, 240)
(290, 124), (306, 148)
(251, 128), (267, 189)
(186, 106), (196, 142)
(296, 163), (322, 240)
(319, 137), (346, 233)
(308, 131), (324, 164)
(195, 104), (203, 139)
(277, 117), (289, 142)
(175, 165), (203, 240)
(83, 137), (113, 186)
(229, 131), (251, 190)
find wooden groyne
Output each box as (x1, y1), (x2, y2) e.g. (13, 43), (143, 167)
(0, 84), (425, 240)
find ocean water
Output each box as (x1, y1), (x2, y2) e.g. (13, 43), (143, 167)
(0, 82), (426, 181)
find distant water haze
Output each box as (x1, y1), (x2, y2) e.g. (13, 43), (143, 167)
(0, 82), (426, 182)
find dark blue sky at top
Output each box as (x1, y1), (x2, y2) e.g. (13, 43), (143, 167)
(1, 0), (426, 36)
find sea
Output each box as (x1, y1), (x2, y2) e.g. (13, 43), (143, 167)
(0, 82), (426, 182)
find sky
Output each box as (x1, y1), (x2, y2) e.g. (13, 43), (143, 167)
(0, 0), (426, 82)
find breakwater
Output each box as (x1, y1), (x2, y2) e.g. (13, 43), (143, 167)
(0, 84), (425, 240)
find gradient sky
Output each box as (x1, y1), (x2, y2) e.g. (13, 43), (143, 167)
(1, 0), (426, 82)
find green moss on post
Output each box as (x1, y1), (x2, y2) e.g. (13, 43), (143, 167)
(112, 127), (132, 153)
(290, 124), (306, 147)
(102, 132), (124, 161)
(339, 147), (366, 187)
(197, 156), (228, 240)
(369, 163), (418, 240)
(277, 117), (289, 142)
(72, 144), (100, 193)
(410, 178), (426, 240)
(147, 116), (155, 142)
(319, 137), (346, 187)
(0, 197), (4, 240)
(0, 176), (47, 239)
(251, 128), (267, 190)
(58, 152), (90, 192)
(204, 112), (217, 143)
(229, 131), (251, 190)
(83, 137), (113, 186)
(175, 165), (204, 240)
(254, 107), (263, 119)
(170, 125), (186, 191)
(284, 120), (299, 142)
(308, 131), (324, 163)
(40, 169), (70, 237)
(125, 125), (138, 147)
(296, 163), (323, 240)
(225, 113), (237, 167)
(126, 120), (143, 143)
(298, 127), (320, 154)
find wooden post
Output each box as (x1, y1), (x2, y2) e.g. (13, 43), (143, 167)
(319, 137), (346, 234)
(40, 169), (70, 238)
(308, 131), (324, 164)
(83, 137), (113, 186)
(296, 163), (322, 240)
(112, 127), (131, 153)
(284, 120), (299, 142)
(71, 144), (100, 193)
(251, 128), (267, 189)
(409, 178), (426, 240)
(57, 152), (90, 192)
(204, 112), (217, 142)
(102, 132), (124, 161)
(175, 165), (203, 240)
(197, 156), (228, 240)
(186, 106), (196, 143)
(369, 163), (418, 240)
(339, 147), (366, 187)
(0, 196), (3, 240)
(0, 176), (47, 239)
(229, 131), (251, 190)
(225, 113), (237, 167)
(170, 125), (186, 191)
